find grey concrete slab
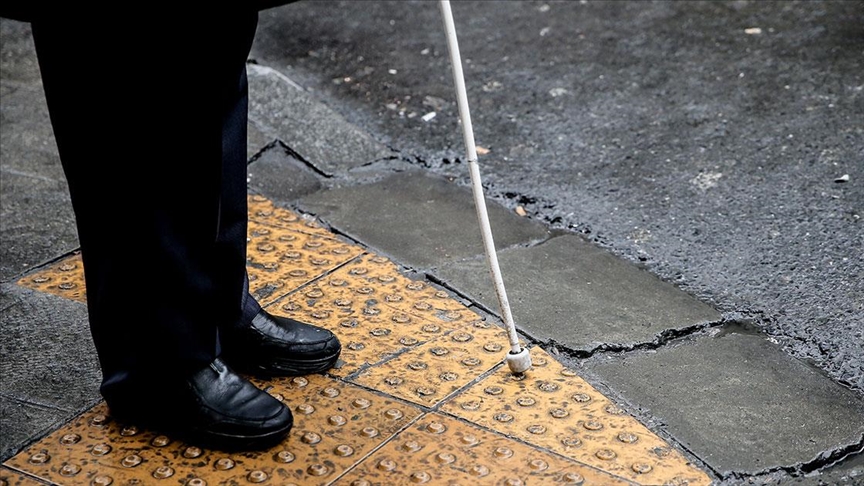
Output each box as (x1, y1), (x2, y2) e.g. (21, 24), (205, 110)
(246, 64), (395, 175)
(434, 234), (720, 351)
(0, 397), (68, 463)
(247, 123), (275, 162)
(0, 20), (41, 84)
(0, 84), (78, 282)
(0, 284), (101, 411)
(247, 144), (323, 204)
(297, 170), (551, 270)
(582, 327), (864, 476)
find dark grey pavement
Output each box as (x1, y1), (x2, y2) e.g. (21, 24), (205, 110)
(3, 2), (864, 484)
(251, 0), (864, 394)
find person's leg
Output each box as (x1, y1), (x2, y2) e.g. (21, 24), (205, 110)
(31, 7), (291, 449)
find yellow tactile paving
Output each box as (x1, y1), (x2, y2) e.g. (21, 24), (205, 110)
(4, 378), (422, 486)
(335, 413), (634, 486)
(439, 348), (712, 485)
(351, 319), (523, 408)
(11, 194), (714, 486)
(247, 194), (333, 238)
(265, 256), (477, 378)
(0, 467), (46, 486)
(246, 220), (363, 305)
(16, 254), (86, 303)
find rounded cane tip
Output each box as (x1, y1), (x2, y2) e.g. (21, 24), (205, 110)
(506, 347), (532, 374)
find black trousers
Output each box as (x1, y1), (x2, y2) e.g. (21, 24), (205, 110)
(31, 9), (261, 395)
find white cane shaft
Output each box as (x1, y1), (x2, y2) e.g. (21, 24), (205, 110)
(439, 0), (521, 353)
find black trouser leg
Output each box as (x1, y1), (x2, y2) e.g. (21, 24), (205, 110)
(31, 9), (259, 396)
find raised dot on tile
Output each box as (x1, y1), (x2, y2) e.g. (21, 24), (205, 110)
(91, 475), (114, 486)
(503, 479), (523, 486)
(421, 324), (441, 333)
(561, 437), (582, 447)
(460, 434), (479, 445)
(275, 450), (295, 463)
(583, 420), (603, 431)
(151, 435), (170, 447)
(384, 376), (404, 386)
(516, 397), (536, 407)
(214, 458), (235, 470)
(247, 470), (268, 483)
(341, 319), (359, 328)
(308, 464), (331, 476)
(494, 447), (514, 459)
(527, 424), (547, 435)
(469, 465), (490, 477)
(436, 452), (456, 464)
(60, 433), (81, 445)
(408, 361), (428, 371)
(494, 413), (514, 423)
(605, 404), (626, 415)
(152, 466), (174, 479)
(409, 471), (431, 484)
(461, 400), (481, 411)
(461, 357), (481, 366)
(329, 415), (348, 426)
(561, 472), (585, 485)
(183, 446), (202, 459)
(187, 478), (206, 486)
(350, 481), (371, 486)
(90, 414), (108, 426)
(536, 382), (559, 392)
(321, 386), (340, 397)
(416, 386), (436, 396)
(296, 404), (315, 414)
(400, 336), (419, 346)
(377, 459), (397, 472)
(426, 422), (446, 434)
(59, 463), (81, 476)
(632, 463), (653, 474)
(401, 441), (422, 452)
(302, 432), (322, 444)
(334, 445), (355, 457)
(528, 459), (549, 471)
(595, 449), (617, 460)
(384, 408), (404, 420)
(571, 393), (591, 403)
(352, 398), (371, 409)
(121, 455), (142, 468)
(550, 408), (569, 418)
(361, 427), (379, 438)
(484, 386), (504, 395)
(120, 425), (138, 436)
(91, 443), (112, 456)
(483, 343), (503, 352)
(440, 372), (458, 381)
(618, 432), (638, 444)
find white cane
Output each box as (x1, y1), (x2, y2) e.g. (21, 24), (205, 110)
(439, 0), (531, 374)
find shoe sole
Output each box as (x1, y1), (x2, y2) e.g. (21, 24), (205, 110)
(226, 346), (342, 377)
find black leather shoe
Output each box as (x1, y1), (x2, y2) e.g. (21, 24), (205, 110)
(105, 358), (292, 450)
(221, 309), (342, 377)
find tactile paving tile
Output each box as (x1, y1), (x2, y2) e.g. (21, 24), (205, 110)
(247, 194), (333, 238)
(0, 467), (46, 486)
(15, 254), (86, 303)
(439, 348), (712, 486)
(266, 259), (474, 378)
(6, 376), (422, 486)
(246, 220), (363, 305)
(351, 319), (524, 408)
(335, 413), (633, 486)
